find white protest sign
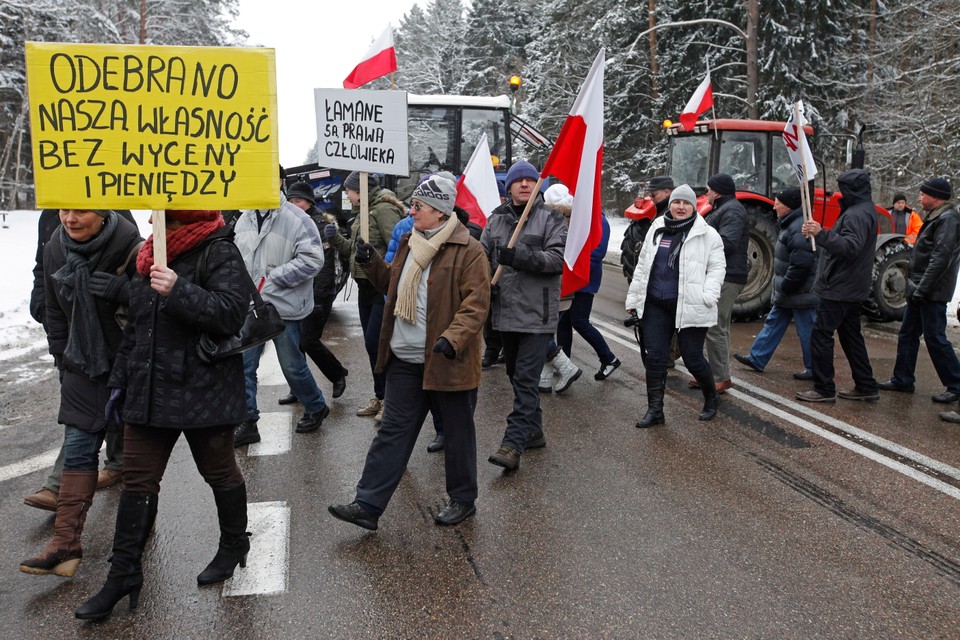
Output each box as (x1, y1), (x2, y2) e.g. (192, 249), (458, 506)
(314, 89), (408, 176)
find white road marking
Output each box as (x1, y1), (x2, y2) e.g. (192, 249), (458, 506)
(0, 448), (59, 483)
(258, 341), (286, 386)
(248, 413), (292, 457)
(598, 320), (960, 501)
(223, 501), (289, 596)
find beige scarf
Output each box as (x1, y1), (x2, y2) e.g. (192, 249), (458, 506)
(394, 215), (459, 324)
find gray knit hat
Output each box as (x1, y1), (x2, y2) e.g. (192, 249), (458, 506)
(411, 176), (457, 215)
(667, 184), (697, 206)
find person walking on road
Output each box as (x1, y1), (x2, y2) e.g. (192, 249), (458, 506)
(626, 185), (726, 427)
(19, 209), (142, 578)
(621, 175), (674, 281)
(481, 161), (567, 472)
(797, 169), (880, 403)
(734, 188), (819, 380)
(74, 209), (254, 620)
(876, 178), (960, 407)
(328, 176), (490, 530)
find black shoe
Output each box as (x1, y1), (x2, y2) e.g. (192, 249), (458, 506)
(426, 434), (445, 453)
(434, 501), (476, 526)
(328, 502), (378, 531)
(332, 376), (347, 399)
(878, 379), (915, 393)
(792, 370), (814, 381)
(594, 358), (621, 380)
(75, 581), (142, 620)
(525, 430), (546, 449)
(488, 445), (521, 470)
(233, 420), (260, 447)
(733, 353), (763, 373)
(932, 391), (960, 404)
(295, 405), (330, 433)
(277, 393), (298, 405)
(482, 350), (500, 369)
(838, 388), (880, 402)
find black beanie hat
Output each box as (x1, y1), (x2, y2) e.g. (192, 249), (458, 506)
(647, 175), (675, 191)
(707, 173), (736, 196)
(892, 192), (907, 205)
(776, 188), (802, 211)
(287, 182), (316, 204)
(920, 177), (952, 201)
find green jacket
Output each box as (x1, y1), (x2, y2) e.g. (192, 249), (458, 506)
(330, 185), (404, 281)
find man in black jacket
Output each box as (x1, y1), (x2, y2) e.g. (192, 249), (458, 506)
(877, 178), (960, 408)
(621, 175), (673, 281)
(797, 169), (880, 403)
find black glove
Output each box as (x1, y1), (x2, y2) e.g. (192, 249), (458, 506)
(88, 272), (128, 303)
(355, 237), (374, 264)
(911, 290), (926, 303)
(497, 246), (516, 267)
(433, 336), (456, 360)
(105, 388), (125, 427)
(323, 223), (338, 241)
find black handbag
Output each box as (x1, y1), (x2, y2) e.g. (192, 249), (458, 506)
(194, 239), (285, 363)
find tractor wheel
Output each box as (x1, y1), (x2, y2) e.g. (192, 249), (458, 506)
(869, 241), (910, 322)
(732, 206), (778, 321)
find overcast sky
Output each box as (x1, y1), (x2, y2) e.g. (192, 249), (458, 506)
(233, 0), (420, 169)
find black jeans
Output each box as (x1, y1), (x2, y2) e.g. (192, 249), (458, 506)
(357, 281), (386, 399)
(499, 332), (552, 452)
(810, 298), (877, 396)
(300, 296), (347, 383)
(642, 298), (710, 378)
(354, 359), (478, 515)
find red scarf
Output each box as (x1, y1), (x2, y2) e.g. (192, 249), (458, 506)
(136, 218), (225, 276)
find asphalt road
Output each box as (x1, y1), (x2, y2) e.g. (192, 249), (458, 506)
(1, 262), (959, 639)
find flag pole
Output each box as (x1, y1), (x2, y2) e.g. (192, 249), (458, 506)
(152, 210), (167, 268)
(490, 176), (545, 286)
(794, 100), (815, 251)
(707, 56), (718, 140)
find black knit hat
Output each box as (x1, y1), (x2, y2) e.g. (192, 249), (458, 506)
(892, 192), (907, 205)
(776, 188), (802, 211)
(920, 177), (952, 200)
(647, 175), (675, 191)
(287, 182), (316, 205)
(707, 173), (736, 196)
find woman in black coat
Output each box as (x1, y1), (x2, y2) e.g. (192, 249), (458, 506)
(19, 209), (142, 578)
(75, 209), (253, 621)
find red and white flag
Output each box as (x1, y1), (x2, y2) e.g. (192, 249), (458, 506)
(679, 69), (713, 132)
(540, 48), (605, 297)
(343, 24), (397, 89)
(455, 133), (500, 229)
(782, 101), (818, 181)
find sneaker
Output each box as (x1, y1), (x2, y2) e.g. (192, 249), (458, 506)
(525, 430), (546, 449)
(939, 410), (960, 424)
(374, 401), (385, 422)
(594, 358), (621, 380)
(356, 397), (382, 417)
(295, 404), (330, 433)
(796, 389), (836, 403)
(733, 353), (763, 373)
(481, 349), (500, 369)
(838, 388), (880, 402)
(488, 445), (521, 470)
(234, 419), (261, 447)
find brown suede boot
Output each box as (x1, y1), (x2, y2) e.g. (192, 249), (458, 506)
(20, 470), (98, 577)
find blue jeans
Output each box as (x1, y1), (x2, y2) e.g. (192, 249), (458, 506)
(557, 292), (616, 364)
(891, 299), (960, 391)
(63, 425), (106, 472)
(244, 319), (326, 421)
(746, 304), (815, 372)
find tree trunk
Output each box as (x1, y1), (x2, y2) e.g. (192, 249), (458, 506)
(745, 0), (759, 119)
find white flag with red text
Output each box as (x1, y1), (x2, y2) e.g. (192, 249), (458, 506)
(782, 101), (818, 181)
(679, 70), (713, 132)
(343, 24), (398, 89)
(540, 48), (605, 297)
(455, 133), (500, 228)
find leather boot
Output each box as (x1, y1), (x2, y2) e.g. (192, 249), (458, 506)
(197, 483), (251, 585)
(695, 370), (720, 421)
(75, 491), (157, 620)
(20, 470), (98, 577)
(636, 372), (666, 428)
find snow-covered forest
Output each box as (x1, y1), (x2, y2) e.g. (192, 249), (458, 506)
(2, 0), (958, 213)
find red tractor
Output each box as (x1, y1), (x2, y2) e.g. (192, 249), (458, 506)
(624, 119), (910, 322)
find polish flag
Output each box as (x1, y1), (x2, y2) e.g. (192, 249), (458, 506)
(455, 133), (500, 228)
(540, 48), (605, 297)
(679, 70), (713, 131)
(343, 25), (398, 89)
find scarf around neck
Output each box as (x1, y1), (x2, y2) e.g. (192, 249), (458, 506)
(51, 211), (119, 378)
(394, 215), (459, 324)
(136, 217), (224, 276)
(653, 213), (697, 270)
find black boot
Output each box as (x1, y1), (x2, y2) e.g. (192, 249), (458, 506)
(75, 491), (157, 621)
(636, 373), (666, 428)
(197, 483), (251, 585)
(694, 370), (719, 421)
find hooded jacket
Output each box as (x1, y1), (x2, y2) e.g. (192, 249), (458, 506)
(812, 169), (878, 302)
(705, 194), (749, 284)
(772, 208), (819, 308)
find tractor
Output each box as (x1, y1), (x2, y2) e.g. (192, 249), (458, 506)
(624, 119), (911, 322)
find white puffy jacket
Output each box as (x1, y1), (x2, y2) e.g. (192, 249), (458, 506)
(625, 214), (726, 328)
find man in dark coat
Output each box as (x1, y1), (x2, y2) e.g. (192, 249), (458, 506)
(734, 189), (818, 378)
(621, 175), (673, 281)
(797, 169), (880, 403)
(876, 179), (960, 410)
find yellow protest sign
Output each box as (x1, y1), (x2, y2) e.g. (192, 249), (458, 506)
(25, 42), (279, 210)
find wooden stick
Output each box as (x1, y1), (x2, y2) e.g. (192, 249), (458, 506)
(491, 176), (544, 286)
(794, 101), (816, 251)
(360, 171), (370, 242)
(152, 209), (167, 268)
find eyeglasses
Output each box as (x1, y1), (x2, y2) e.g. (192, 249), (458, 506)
(412, 202), (432, 212)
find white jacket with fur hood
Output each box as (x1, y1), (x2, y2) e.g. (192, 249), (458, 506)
(625, 213), (725, 328)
